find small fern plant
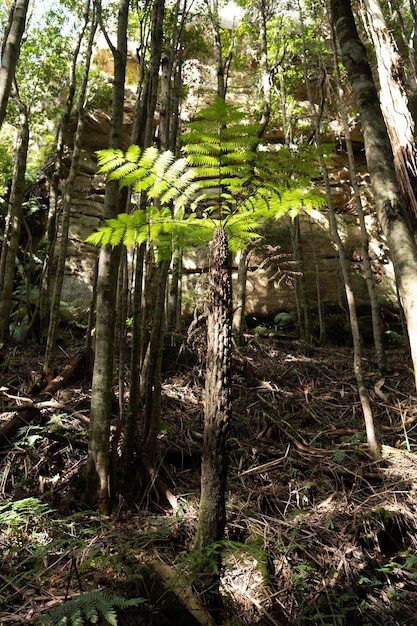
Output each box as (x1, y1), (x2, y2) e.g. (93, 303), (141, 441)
(86, 97), (325, 256)
(36, 590), (144, 626)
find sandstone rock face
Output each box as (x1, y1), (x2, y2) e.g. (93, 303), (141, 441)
(58, 80), (395, 324)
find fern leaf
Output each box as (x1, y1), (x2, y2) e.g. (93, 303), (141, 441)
(96, 149), (125, 173)
(108, 162), (138, 181)
(85, 228), (106, 246)
(138, 145), (159, 168)
(125, 144), (140, 163)
(103, 609), (118, 626)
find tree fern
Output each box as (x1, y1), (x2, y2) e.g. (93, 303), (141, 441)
(86, 98), (325, 256)
(36, 590), (144, 626)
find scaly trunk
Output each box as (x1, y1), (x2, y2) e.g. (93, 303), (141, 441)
(194, 227), (232, 618)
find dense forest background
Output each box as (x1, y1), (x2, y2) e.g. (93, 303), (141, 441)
(2, 0), (417, 624)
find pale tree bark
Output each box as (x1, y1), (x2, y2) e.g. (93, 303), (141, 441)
(331, 0), (417, 390)
(86, 0), (129, 514)
(330, 19), (386, 371)
(205, 0), (236, 100)
(307, 215), (325, 344)
(300, 1), (378, 456)
(43, 10), (97, 379)
(0, 90), (28, 344)
(232, 247), (249, 344)
(194, 227), (232, 619)
(290, 216), (311, 343)
(0, 0), (29, 129)
(362, 0), (417, 224)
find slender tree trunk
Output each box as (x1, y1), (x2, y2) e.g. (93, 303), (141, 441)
(43, 12), (97, 379)
(331, 0), (417, 390)
(143, 258), (170, 450)
(137, 0), (165, 148)
(232, 0), (272, 343)
(206, 0), (227, 100)
(232, 247), (249, 345)
(330, 23), (386, 370)
(0, 0), (29, 129)
(308, 215), (325, 344)
(168, 248), (183, 331)
(0, 94), (29, 344)
(194, 227), (232, 619)
(255, 0), (272, 138)
(86, 0), (129, 514)
(291, 216), (311, 343)
(39, 0), (92, 337)
(300, 1), (378, 456)
(122, 244), (145, 474)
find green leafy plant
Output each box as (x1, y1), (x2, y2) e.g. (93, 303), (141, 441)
(86, 98), (325, 257)
(36, 590), (144, 626)
(0, 497), (51, 533)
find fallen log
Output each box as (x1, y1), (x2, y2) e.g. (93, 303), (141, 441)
(0, 350), (87, 452)
(0, 407), (45, 449)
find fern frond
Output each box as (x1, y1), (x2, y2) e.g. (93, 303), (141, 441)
(125, 144), (141, 163)
(36, 590), (144, 626)
(108, 161), (139, 181)
(96, 149), (125, 173)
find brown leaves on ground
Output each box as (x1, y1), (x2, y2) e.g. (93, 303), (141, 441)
(1, 338), (417, 624)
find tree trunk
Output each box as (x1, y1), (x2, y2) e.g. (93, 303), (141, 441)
(301, 2), (378, 456)
(86, 0), (129, 514)
(142, 258), (171, 450)
(362, 0), (417, 225)
(137, 0), (165, 148)
(291, 216), (311, 343)
(39, 0), (92, 337)
(232, 247), (249, 345)
(194, 227), (232, 618)
(307, 215), (325, 344)
(331, 0), (417, 390)
(43, 11), (97, 379)
(0, 94), (29, 344)
(168, 248), (183, 331)
(330, 22), (386, 370)
(0, 0), (29, 129)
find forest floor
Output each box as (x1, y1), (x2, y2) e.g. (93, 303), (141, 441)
(1, 333), (417, 625)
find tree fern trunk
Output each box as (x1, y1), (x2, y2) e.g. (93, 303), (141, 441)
(194, 227), (232, 618)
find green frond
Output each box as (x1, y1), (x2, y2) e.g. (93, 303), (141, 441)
(137, 145), (160, 168)
(108, 161), (139, 181)
(125, 144), (141, 163)
(186, 154), (220, 167)
(153, 149), (176, 173)
(85, 229), (106, 246)
(37, 590), (144, 626)
(120, 167), (149, 188)
(96, 149), (125, 173)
